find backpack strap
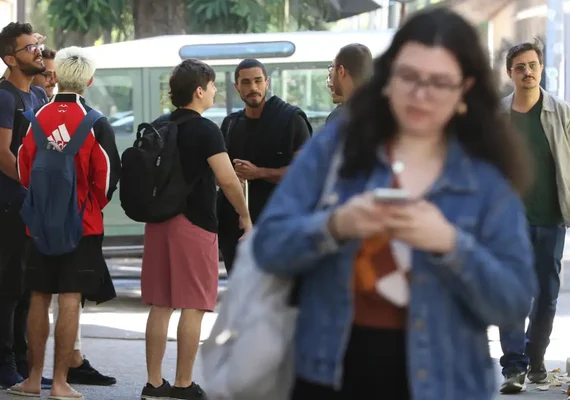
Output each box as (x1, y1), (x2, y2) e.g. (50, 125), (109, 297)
(0, 80), (25, 111)
(22, 110), (49, 150)
(63, 110), (103, 156)
(221, 111), (243, 149)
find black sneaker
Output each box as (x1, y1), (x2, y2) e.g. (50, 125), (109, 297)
(527, 363), (548, 384)
(500, 370), (526, 394)
(141, 379), (172, 400)
(67, 358), (117, 386)
(170, 383), (208, 400)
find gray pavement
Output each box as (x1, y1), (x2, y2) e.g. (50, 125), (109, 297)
(2, 258), (570, 399)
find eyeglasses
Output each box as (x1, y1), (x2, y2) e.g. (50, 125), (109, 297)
(40, 71), (54, 81)
(13, 43), (45, 55)
(511, 62), (540, 74)
(390, 69), (463, 102)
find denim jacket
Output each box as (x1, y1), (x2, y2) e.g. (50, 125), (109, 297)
(252, 122), (537, 400)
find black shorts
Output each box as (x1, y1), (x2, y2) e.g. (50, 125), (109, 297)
(25, 235), (108, 296)
(0, 202), (27, 298)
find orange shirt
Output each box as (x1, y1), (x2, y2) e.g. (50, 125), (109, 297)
(353, 231), (408, 329)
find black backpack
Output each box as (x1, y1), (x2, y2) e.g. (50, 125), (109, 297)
(119, 113), (198, 223)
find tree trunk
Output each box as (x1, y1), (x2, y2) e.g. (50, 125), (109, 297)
(103, 30), (113, 44)
(133, 0), (186, 39)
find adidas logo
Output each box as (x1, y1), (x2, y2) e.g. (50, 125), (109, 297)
(49, 124), (70, 149)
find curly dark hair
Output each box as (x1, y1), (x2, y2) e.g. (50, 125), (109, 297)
(340, 7), (532, 194)
(0, 22), (34, 62)
(169, 58), (215, 108)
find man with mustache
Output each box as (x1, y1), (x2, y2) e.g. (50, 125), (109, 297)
(217, 58), (312, 273)
(31, 47), (56, 98)
(499, 39), (570, 394)
(0, 22), (50, 389)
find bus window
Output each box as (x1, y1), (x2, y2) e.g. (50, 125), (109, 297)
(269, 66), (334, 131)
(158, 68), (230, 126)
(84, 71), (137, 136)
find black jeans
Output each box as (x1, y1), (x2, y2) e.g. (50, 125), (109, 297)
(0, 203), (28, 367)
(291, 326), (410, 400)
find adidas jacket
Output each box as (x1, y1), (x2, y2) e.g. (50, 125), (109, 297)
(17, 93), (121, 236)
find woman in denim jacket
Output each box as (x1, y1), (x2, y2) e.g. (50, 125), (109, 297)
(252, 8), (537, 400)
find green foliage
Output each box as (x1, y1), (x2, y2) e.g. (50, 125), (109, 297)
(44, 0), (127, 34)
(40, 0), (330, 46)
(186, 0), (270, 34)
(186, 0), (329, 34)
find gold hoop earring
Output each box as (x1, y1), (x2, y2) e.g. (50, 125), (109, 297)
(456, 102), (467, 115)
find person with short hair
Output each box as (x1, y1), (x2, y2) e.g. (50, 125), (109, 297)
(217, 58), (312, 273)
(0, 21), (50, 390)
(31, 47), (56, 98)
(9, 46), (120, 399)
(326, 43), (373, 124)
(140, 58), (251, 400)
(498, 38), (570, 394)
(28, 45), (117, 388)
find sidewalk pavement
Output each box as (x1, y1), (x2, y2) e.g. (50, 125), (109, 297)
(3, 261), (570, 399)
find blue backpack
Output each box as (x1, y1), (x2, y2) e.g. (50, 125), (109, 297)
(21, 109), (103, 256)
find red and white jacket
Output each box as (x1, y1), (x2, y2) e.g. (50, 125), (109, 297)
(17, 93), (121, 236)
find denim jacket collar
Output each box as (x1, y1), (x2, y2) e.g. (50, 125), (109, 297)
(375, 135), (478, 196)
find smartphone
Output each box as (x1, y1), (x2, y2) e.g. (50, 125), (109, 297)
(372, 188), (409, 204)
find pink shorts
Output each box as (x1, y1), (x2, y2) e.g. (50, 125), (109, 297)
(141, 214), (219, 311)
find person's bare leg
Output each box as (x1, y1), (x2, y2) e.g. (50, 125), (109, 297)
(174, 309), (205, 388)
(10, 292), (51, 394)
(50, 293), (82, 398)
(71, 303), (83, 368)
(146, 306), (174, 387)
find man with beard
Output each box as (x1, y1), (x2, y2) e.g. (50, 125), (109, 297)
(498, 40), (570, 394)
(325, 69), (345, 124)
(0, 22), (51, 389)
(217, 58), (312, 273)
(325, 43), (372, 125)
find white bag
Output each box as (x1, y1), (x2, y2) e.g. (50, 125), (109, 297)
(201, 232), (297, 400)
(200, 143), (343, 400)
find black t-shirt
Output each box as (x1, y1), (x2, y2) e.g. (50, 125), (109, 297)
(173, 108), (227, 233)
(223, 112), (310, 223)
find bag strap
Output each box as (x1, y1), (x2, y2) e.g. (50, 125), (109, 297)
(289, 137), (345, 306)
(63, 110), (103, 156)
(0, 80), (25, 111)
(22, 110), (49, 150)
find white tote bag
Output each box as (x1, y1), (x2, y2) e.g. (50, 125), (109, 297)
(201, 143), (343, 400)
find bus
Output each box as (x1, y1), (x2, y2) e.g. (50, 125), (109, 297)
(82, 30), (395, 246)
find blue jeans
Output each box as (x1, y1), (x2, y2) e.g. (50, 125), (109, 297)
(499, 224), (565, 375)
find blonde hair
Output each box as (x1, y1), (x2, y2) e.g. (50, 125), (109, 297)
(54, 46), (95, 93)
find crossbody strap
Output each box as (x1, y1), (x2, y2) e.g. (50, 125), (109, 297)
(289, 137), (345, 306)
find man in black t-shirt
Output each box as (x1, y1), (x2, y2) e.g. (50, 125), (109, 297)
(140, 58), (250, 400)
(218, 59), (312, 273)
